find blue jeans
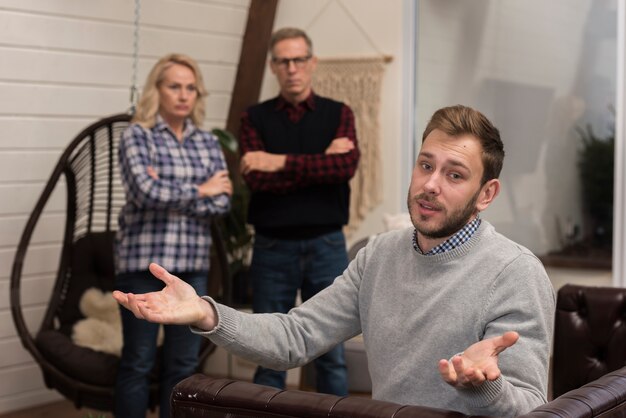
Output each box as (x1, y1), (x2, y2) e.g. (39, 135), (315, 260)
(114, 270), (207, 418)
(250, 230), (349, 395)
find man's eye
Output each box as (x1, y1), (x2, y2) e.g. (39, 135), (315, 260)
(449, 173), (462, 180)
(420, 162), (432, 170)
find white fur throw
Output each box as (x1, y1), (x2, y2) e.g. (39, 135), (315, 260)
(72, 288), (123, 356)
(72, 287), (163, 356)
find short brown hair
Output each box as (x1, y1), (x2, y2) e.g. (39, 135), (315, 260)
(422, 105), (505, 184)
(269, 27), (313, 56)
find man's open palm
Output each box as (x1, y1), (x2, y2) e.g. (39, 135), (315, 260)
(438, 331), (519, 387)
(112, 263), (214, 328)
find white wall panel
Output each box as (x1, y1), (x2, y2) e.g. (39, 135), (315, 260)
(0, 12), (135, 55)
(0, 83), (127, 117)
(0, 47), (237, 93)
(137, 0), (248, 34)
(0, 83), (230, 120)
(0, 339), (36, 368)
(0, 365), (54, 398)
(0, 47), (132, 87)
(0, 152), (59, 183)
(0, 307), (46, 339)
(0, 215), (65, 247)
(0, 275), (56, 310)
(0, 0), (248, 34)
(0, 384), (61, 414)
(0, 11), (242, 64)
(0, 185), (65, 216)
(0, 0), (249, 413)
(139, 28), (242, 64)
(0, 117), (99, 150)
(0, 245), (62, 279)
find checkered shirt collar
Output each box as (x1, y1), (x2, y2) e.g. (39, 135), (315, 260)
(155, 114), (197, 138)
(275, 91), (316, 111)
(412, 216), (481, 255)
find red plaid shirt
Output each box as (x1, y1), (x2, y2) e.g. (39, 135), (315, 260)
(239, 93), (360, 193)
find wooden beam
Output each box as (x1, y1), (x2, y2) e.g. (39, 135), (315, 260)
(208, 0), (277, 300)
(225, 0), (278, 137)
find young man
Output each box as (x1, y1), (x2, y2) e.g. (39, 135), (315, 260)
(237, 27), (360, 395)
(114, 105), (555, 417)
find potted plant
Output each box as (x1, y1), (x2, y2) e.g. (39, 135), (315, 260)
(212, 128), (253, 305)
(577, 124), (614, 249)
(538, 122), (614, 270)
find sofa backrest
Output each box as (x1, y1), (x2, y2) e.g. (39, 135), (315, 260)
(552, 284), (626, 398)
(171, 374), (480, 418)
(172, 367), (626, 418)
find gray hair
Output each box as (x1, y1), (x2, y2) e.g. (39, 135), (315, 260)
(269, 27), (313, 56)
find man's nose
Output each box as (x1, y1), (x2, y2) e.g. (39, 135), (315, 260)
(286, 60), (298, 72)
(423, 173), (441, 194)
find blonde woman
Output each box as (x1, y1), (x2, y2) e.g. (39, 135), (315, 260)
(115, 54), (232, 418)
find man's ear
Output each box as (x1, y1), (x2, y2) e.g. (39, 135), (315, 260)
(310, 55), (318, 71)
(269, 59), (278, 75)
(476, 179), (500, 212)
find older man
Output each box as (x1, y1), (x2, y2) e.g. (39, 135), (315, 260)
(237, 27), (360, 395)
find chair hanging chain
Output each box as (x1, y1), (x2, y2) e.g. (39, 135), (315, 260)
(129, 0), (141, 113)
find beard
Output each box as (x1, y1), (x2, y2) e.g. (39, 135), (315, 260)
(407, 189), (480, 239)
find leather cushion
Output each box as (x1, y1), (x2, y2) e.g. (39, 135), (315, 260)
(57, 232), (116, 329)
(35, 329), (118, 386)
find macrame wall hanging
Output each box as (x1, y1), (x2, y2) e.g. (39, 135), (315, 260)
(307, 0), (392, 236)
(312, 57), (385, 236)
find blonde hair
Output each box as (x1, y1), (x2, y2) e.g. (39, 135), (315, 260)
(132, 53), (208, 128)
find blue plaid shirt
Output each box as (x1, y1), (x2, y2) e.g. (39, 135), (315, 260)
(412, 216), (481, 255)
(116, 116), (231, 273)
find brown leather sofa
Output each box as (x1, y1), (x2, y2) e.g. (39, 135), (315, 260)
(171, 284), (626, 418)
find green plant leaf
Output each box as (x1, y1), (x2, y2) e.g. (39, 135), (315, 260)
(212, 128), (239, 154)
(576, 123), (614, 246)
(210, 127), (253, 288)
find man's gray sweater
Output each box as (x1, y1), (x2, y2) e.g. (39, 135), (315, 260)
(196, 221), (555, 416)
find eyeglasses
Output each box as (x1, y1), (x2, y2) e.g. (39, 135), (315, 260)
(271, 55), (312, 69)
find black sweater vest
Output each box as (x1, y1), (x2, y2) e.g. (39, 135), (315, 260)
(246, 96), (351, 238)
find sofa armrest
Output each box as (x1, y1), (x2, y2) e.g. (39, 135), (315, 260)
(518, 366), (626, 418)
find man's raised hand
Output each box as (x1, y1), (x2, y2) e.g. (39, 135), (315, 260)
(438, 331), (519, 388)
(112, 263), (217, 330)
